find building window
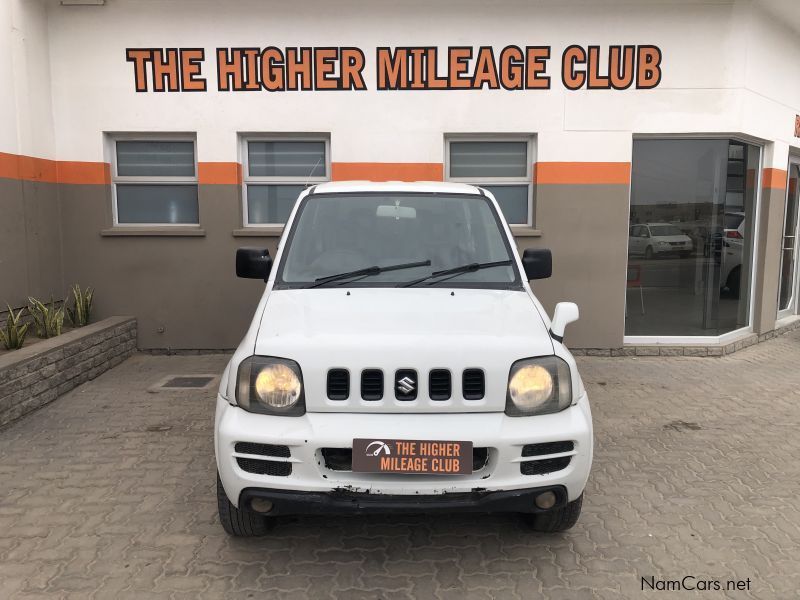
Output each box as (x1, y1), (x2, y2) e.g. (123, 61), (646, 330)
(445, 137), (534, 225)
(112, 138), (198, 225)
(242, 136), (330, 226)
(626, 138), (760, 338)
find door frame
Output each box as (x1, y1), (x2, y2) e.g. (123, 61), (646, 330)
(777, 157), (800, 320)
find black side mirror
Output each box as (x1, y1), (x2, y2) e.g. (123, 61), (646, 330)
(521, 248), (552, 280)
(236, 247), (272, 281)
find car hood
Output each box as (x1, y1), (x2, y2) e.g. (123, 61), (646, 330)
(254, 288), (553, 412)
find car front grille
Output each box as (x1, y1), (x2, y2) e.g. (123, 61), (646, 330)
(519, 441), (574, 476)
(520, 457), (571, 475)
(521, 441), (574, 457)
(321, 446), (490, 472)
(234, 442), (292, 476)
(234, 442), (291, 458)
(354, 368), (483, 401)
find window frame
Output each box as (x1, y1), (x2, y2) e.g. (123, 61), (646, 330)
(624, 134), (764, 346)
(241, 134), (331, 227)
(110, 133), (199, 227)
(444, 134), (536, 227)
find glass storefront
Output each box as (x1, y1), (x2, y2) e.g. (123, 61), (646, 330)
(625, 139), (760, 337)
(778, 162), (800, 316)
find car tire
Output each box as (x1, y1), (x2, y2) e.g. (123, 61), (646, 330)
(217, 473), (273, 537)
(726, 266), (741, 299)
(644, 246), (653, 260)
(522, 493), (583, 533)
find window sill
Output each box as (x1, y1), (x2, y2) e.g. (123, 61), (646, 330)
(100, 227), (206, 237)
(232, 227), (284, 237)
(510, 226), (542, 237)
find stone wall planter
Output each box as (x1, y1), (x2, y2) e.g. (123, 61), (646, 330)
(0, 316), (136, 427)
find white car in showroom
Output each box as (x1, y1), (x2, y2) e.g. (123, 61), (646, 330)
(629, 222), (694, 259)
(215, 181), (593, 535)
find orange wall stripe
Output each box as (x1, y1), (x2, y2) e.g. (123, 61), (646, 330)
(57, 161), (110, 185)
(0, 152), (20, 180)
(198, 162), (242, 185)
(16, 154), (58, 183)
(534, 162), (631, 185)
(0, 151), (110, 185)
(332, 162), (443, 182)
(762, 168), (787, 190)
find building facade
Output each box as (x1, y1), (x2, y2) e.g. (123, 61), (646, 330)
(1, 0), (799, 350)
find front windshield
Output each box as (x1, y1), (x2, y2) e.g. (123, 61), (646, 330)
(649, 225), (684, 236)
(277, 193), (519, 288)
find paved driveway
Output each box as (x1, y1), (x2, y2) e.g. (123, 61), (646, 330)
(2, 332), (800, 599)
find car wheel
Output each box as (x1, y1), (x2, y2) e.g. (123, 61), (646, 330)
(644, 246), (653, 260)
(217, 473), (273, 536)
(726, 266), (741, 299)
(521, 493), (583, 533)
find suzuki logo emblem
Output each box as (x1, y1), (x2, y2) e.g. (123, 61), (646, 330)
(397, 376), (416, 394)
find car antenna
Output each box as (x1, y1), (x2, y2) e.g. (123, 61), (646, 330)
(304, 156), (323, 189)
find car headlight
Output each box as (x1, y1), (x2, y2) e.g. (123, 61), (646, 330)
(236, 356), (305, 416)
(505, 356), (572, 417)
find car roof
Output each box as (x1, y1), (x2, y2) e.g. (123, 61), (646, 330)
(309, 180), (484, 196)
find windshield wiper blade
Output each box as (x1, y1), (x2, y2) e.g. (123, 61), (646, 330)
(310, 259), (431, 288)
(400, 260), (512, 288)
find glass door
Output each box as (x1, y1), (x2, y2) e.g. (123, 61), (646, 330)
(778, 160), (800, 319)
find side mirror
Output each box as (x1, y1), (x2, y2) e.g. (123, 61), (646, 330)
(550, 302), (579, 343)
(521, 248), (552, 280)
(236, 247), (272, 281)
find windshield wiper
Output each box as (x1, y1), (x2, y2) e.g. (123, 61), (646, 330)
(310, 259), (431, 288)
(400, 260), (512, 288)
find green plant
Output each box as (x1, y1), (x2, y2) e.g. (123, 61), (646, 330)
(28, 296), (65, 339)
(67, 284), (94, 327)
(0, 304), (29, 350)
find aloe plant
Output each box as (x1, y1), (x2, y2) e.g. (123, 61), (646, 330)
(0, 304), (29, 350)
(27, 296), (65, 339)
(67, 284), (93, 327)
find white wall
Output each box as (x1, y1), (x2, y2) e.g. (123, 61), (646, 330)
(0, 0), (55, 158)
(34, 0), (800, 167)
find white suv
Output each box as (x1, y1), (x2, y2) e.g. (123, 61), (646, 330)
(215, 181), (593, 535)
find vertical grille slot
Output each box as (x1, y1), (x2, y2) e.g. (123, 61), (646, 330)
(429, 369), (451, 400)
(327, 369), (350, 400)
(361, 369), (384, 400)
(462, 369), (485, 400)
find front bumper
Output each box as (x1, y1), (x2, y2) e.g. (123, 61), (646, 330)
(241, 485), (569, 515)
(215, 392), (592, 511)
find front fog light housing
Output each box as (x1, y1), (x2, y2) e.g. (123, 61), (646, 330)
(505, 356), (572, 417)
(236, 356), (305, 416)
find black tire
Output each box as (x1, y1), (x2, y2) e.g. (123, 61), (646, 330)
(522, 493), (584, 532)
(726, 266), (741, 299)
(644, 246), (653, 260)
(217, 473), (273, 537)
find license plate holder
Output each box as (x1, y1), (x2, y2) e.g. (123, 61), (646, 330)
(351, 438), (473, 475)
